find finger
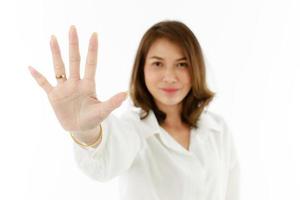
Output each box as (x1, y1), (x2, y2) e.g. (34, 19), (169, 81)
(69, 25), (81, 80)
(50, 35), (67, 84)
(84, 32), (98, 81)
(95, 92), (128, 116)
(28, 66), (54, 94)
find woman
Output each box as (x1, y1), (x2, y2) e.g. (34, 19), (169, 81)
(28, 20), (240, 200)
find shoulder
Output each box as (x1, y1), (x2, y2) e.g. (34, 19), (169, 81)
(119, 104), (141, 122)
(203, 110), (224, 125)
(198, 110), (226, 134)
(202, 110), (236, 147)
(116, 103), (147, 132)
(117, 104), (160, 141)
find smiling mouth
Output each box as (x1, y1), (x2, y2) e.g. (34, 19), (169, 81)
(161, 88), (179, 93)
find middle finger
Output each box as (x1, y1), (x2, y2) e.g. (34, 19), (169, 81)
(69, 25), (81, 80)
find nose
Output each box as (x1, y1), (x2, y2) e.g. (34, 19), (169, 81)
(162, 68), (177, 83)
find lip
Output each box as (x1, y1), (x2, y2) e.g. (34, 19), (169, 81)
(161, 88), (179, 93)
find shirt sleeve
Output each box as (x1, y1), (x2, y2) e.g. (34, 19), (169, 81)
(72, 112), (142, 182)
(222, 119), (241, 200)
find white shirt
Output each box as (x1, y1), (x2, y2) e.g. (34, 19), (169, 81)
(73, 105), (240, 200)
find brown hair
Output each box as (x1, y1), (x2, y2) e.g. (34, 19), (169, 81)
(129, 20), (215, 129)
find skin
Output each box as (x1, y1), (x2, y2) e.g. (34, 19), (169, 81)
(28, 26), (128, 148)
(28, 27), (192, 150)
(144, 38), (192, 150)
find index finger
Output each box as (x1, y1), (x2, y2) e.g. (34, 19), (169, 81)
(83, 32), (98, 81)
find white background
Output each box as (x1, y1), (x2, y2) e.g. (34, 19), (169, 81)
(0, 0), (299, 199)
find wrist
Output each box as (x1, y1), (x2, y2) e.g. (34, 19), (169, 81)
(70, 125), (102, 148)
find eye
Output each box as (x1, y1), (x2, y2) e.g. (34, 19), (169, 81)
(152, 62), (162, 67)
(177, 62), (188, 67)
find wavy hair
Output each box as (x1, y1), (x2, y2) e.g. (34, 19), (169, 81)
(129, 20), (215, 129)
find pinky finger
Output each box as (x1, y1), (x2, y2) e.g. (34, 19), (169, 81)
(28, 66), (54, 94)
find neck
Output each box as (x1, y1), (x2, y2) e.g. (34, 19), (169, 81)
(156, 102), (185, 128)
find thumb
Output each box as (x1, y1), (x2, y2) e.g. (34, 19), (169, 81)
(99, 91), (128, 115)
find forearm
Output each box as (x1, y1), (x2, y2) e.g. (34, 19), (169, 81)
(72, 113), (142, 182)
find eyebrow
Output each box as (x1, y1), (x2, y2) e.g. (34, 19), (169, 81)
(149, 56), (187, 61)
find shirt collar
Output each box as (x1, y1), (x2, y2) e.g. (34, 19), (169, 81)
(130, 107), (222, 139)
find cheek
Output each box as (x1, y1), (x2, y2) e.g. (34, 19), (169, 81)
(144, 69), (160, 87)
(181, 71), (192, 86)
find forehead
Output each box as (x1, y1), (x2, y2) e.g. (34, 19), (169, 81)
(146, 38), (185, 59)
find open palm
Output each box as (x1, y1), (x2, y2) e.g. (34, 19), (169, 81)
(28, 26), (127, 132)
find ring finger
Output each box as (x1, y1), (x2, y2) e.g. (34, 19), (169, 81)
(50, 35), (67, 84)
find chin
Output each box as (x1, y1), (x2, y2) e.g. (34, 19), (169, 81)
(154, 96), (184, 107)
(150, 88), (190, 108)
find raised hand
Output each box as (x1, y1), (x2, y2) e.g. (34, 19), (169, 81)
(28, 26), (127, 132)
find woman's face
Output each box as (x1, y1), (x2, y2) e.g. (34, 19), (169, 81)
(144, 38), (192, 111)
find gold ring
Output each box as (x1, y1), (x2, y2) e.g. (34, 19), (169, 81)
(56, 74), (66, 79)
